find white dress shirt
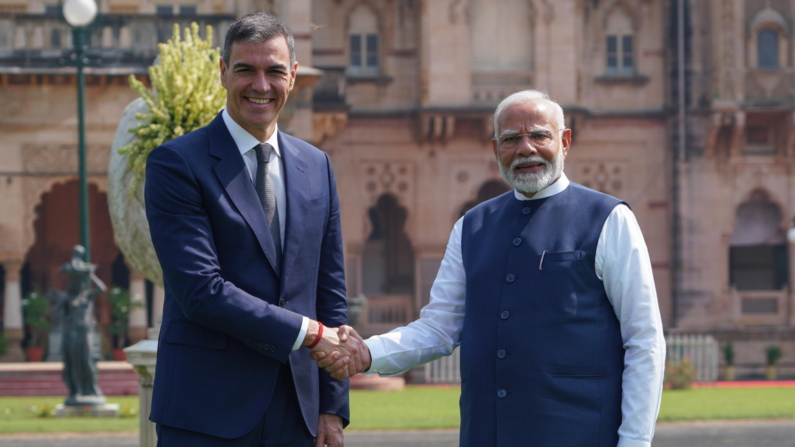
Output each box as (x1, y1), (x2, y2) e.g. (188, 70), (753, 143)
(364, 173), (665, 447)
(221, 109), (308, 350)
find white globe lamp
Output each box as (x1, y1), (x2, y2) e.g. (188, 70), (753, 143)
(63, 0), (97, 27)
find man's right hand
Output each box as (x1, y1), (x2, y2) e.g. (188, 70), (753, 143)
(306, 324), (371, 380)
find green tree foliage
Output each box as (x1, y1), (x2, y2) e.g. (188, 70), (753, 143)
(107, 287), (141, 348)
(119, 22), (226, 197)
(21, 292), (50, 347)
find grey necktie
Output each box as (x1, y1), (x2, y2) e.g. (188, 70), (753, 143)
(254, 143), (282, 264)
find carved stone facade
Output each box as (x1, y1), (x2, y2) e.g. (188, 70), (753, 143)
(4, 0), (791, 378)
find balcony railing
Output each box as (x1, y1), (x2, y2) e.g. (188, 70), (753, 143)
(0, 13), (235, 73)
(356, 294), (414, 336)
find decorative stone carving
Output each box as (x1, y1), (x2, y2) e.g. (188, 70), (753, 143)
(23, 144), (109, 173)
(576, 161), (627, 197)
(313, 112), (348, 145)
(107, 98), (163, 286)
(359, 161), (414, 211)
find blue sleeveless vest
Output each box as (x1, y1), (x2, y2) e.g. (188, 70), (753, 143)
(459, 183), (626, 447)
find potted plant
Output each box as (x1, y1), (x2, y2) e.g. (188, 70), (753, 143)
(722, 342), (735, 381)
(21, 291), (50, 361)
(107, 287), (140, 360)
(765, 345), (783, 380)
(0, 332), (8, 356)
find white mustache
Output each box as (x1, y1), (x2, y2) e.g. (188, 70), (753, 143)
(510, 157), (549, 171)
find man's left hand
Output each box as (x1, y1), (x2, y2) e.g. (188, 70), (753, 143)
(316, 413), (344, 447)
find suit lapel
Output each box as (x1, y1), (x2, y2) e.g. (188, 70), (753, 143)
(208, 114), (280, 276)
(279, 132), (310, 293)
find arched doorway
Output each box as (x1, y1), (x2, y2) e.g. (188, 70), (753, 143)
(729, 190), (788, 323)
(362, 194), (415, 295)
(729, 190), (787, 291)
(24, 180), (121, 356)
(459, 180), (510, 216)
(360, 194), (415, 333)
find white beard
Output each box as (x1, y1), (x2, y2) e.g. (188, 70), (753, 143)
(498, 150), (565, 195)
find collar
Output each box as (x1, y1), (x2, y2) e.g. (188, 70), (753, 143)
(513, 172), (570, 201)
(222, 108), (282, 158)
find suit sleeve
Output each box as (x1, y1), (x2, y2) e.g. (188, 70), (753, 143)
(314, 153), (351, 426)
(145, 143), (304, 362)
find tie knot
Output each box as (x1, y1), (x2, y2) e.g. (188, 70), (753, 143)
(254, 143), (273, 164)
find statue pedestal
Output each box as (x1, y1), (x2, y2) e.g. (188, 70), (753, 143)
(55, 403), (119, 417)
(125, 335), (158, 447)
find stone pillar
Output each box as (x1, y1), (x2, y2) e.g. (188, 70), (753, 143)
(127, 266), (148, 344)
(125, 339), (158, 447)
(151, 285), (165, 329)
(1, 260), (25, 362)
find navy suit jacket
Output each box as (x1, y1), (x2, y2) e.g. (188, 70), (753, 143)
(145, 112), (349, 439)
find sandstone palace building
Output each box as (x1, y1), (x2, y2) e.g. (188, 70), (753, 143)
(0, 0), (792, 378)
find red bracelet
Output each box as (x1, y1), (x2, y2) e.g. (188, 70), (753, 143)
(307, 322), (324, 349)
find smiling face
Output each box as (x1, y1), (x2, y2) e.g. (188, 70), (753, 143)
(492, 99), (571, 198)
(220, 36), (297, 141)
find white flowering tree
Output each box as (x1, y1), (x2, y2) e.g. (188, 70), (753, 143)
(108, 23), (226, 285)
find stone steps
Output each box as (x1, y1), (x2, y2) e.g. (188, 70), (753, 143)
(0, 362), (139, 396)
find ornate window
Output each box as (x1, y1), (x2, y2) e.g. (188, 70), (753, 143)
(348, 5), (379, 75)
(758, 29), (779, 68)
(605, 7), (634, 75)
(748, 7), (789, 69)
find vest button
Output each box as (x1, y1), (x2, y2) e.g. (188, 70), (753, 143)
(497, 350), (506, 359)
(500, 311), (510, 319)
(497, 389), (507, 398)
(506, 274), (515, 283)
(522, 207), (531, 215)
(512, 238), (522, 246)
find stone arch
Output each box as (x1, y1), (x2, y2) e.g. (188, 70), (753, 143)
(361, 193), (415, 295)
(344, 0), (385, 33)
(729, 189), (788, 291)
(21, 176), (108, 257)
(601, 0), (641, 31)
(458, 179), (510, 218)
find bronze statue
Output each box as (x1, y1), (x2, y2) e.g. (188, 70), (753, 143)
(53, 245), (107, 406)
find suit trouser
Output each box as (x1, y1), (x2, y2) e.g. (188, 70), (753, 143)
(156, 362), (315, 447)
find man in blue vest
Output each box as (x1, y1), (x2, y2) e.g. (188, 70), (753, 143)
(315, 90), (666, 447)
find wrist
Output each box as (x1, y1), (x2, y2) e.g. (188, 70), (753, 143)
(303, 320), (320, 347)
(307, 321), (324, 350)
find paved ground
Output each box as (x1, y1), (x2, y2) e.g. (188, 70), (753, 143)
(1, 420), (794, 446)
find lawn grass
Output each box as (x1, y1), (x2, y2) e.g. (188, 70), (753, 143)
(1, 386), (794, 434)
(349, 386), (461, 430)
(0, 396), (139, 434)
(658, 387), (795, 421)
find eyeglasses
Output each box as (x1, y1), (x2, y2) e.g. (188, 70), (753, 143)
(496, 128), (566, 150)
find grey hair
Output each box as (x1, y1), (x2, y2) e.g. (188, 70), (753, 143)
(492, 90), (566, 138)
(222, 12), (296, 66)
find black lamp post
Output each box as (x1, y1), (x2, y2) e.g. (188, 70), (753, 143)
(63, 0), (98, 262)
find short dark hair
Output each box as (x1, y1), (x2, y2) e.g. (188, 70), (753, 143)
(222, 12), (296, 66)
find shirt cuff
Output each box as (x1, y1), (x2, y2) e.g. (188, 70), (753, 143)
(292, 317), (309, 351)
(617, 437), (651, 447)
(362, 339), (384, 375)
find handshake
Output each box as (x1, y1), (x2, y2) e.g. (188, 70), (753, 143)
(303, 321), (372, 380)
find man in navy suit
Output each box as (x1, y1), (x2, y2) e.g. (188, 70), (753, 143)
(145, 13), (366, 447)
